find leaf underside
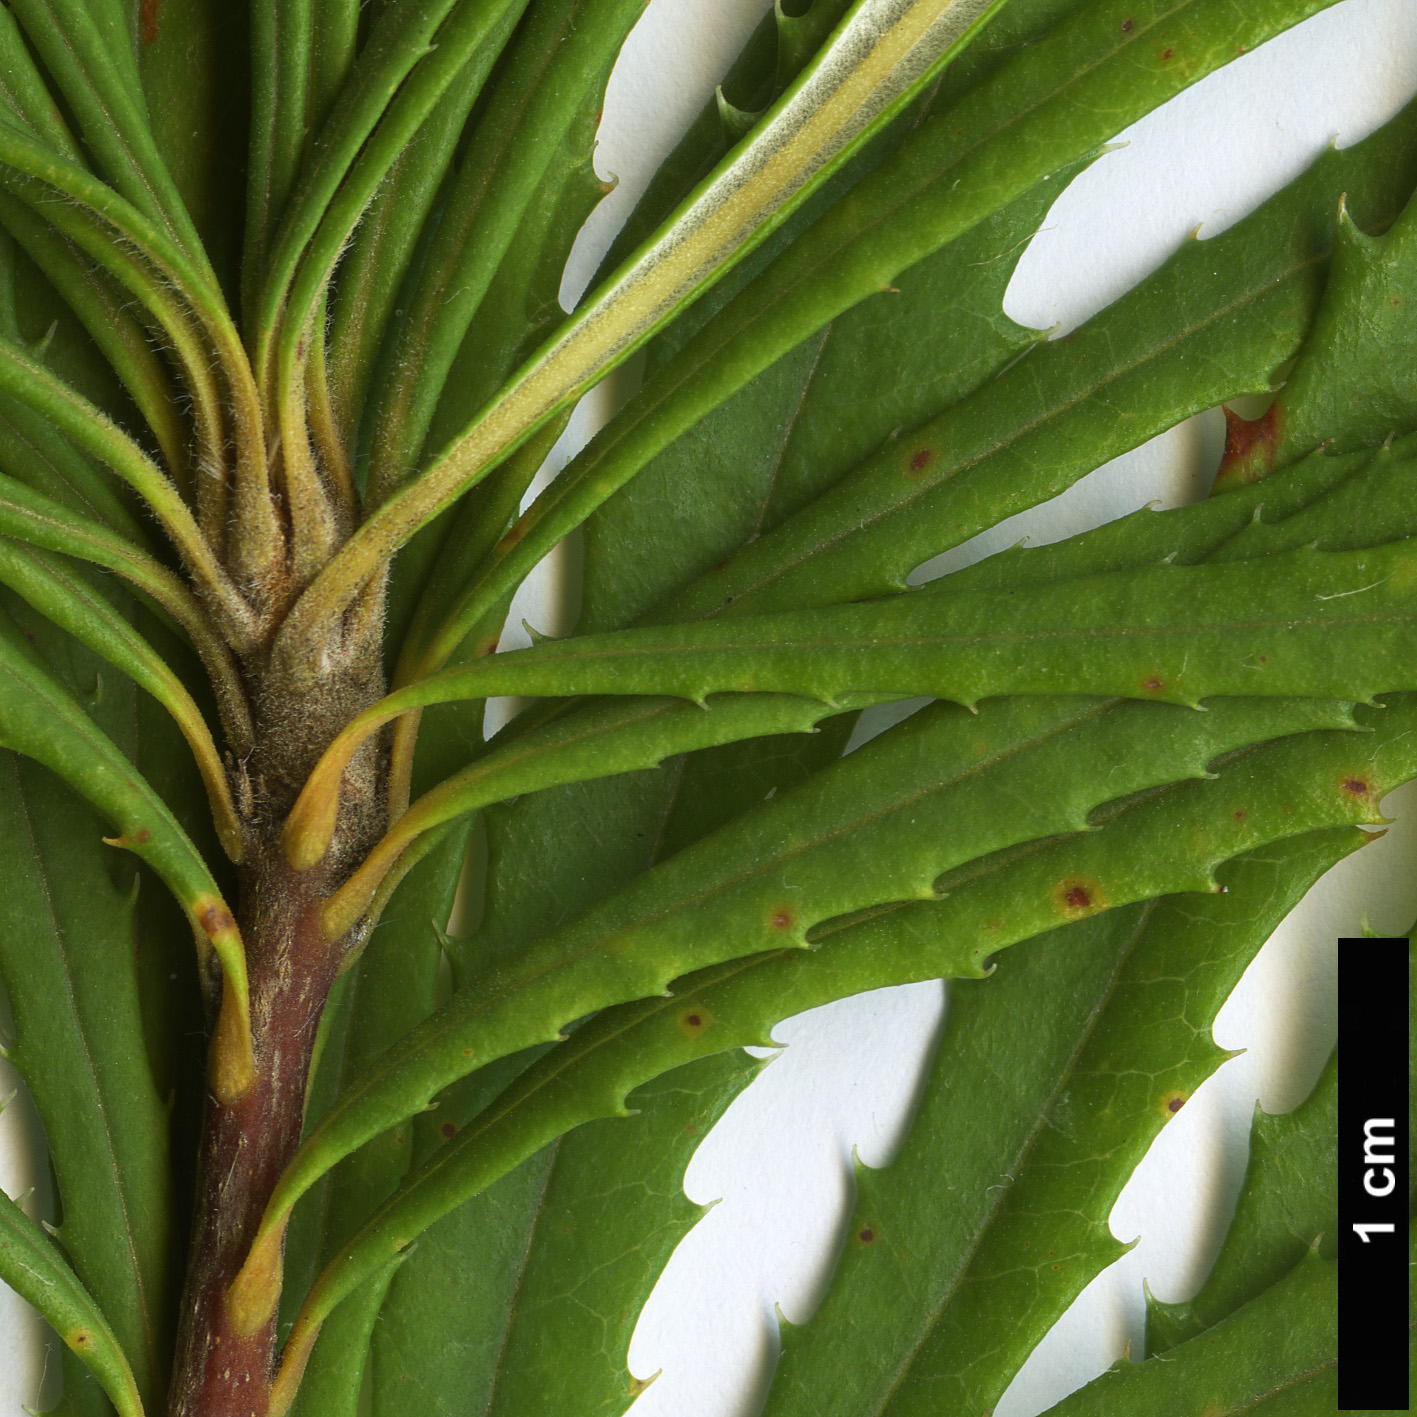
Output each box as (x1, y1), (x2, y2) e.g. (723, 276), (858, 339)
(0, 1), (1408, 1415)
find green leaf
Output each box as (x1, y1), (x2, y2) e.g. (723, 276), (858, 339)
(433, 135), (1084, 1007)
(133, 0), (251, 296)
(5, 0), (214, 273)
(369, 1051), (760, 1417)
(761, 834), (1355, 1417)
(299, 816), (1367, 1410)
(390, 154), (1417, 964)
(360, 0), (648, 502)
(252, 0), (532, 387)
(278, 827), (468, 1417)
(1147, 1051), (1338, 1354)
(0, 539), (240, 858)
(0, 1187), (145, 1417)
(656, 110), (1417, 624)
(592, 0), (859, 282)
(1042, 1249), (1336, 1415)
(295, 500), (1417, 876)
(315, 535), (1417, 786)
(0, 193), (188, 474)
(1225, 186), (1417, 484)
(274, 0), (1052, 649)
(0, 752), (172, 1411)
(257, 688), (1364, 1327)
(577, 160), (1067, 634)
(393, 0), (1361, 674)
(0, 603), (251, 1090)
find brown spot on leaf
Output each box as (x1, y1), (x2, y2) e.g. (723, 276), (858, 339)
(1163, 1091), (1187, 1115)
(140, 0), (160, 42)
(196, 899), (236, 938)
(906, 445), (937, 478)
(770, 906), (796, 931)
(1162, 46), (1174, 59)
(1142, 675), (1164, 692)
(1340, 774), (1381, 811)
(1121, 17), (1134, 32)
(677, 1006), (713, 1038)
(440, 1121), (457, 1139)
(1232, 808), (1245, 822)
(1053, 878), (1106, 918)
(857, 1225), (875, 1244)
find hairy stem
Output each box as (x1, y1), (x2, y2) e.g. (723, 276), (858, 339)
(169, 845), (347, 1417)
(168, 623), (388, 1416)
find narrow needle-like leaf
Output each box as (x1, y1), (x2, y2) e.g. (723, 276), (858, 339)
(0, 1188), (146, 1417)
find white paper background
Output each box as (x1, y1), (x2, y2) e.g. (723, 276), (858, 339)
(4, 2), (1417, 1412)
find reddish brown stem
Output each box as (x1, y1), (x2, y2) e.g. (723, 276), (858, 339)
(168, 843), (346, 1417)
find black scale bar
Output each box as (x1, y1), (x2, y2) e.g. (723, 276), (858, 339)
(1339, 936), (1409, 1411)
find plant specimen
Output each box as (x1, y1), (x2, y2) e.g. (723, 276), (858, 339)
(0, 0), (1410, 1415)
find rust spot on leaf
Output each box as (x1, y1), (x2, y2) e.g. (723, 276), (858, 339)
(196, 899), (236, 938)
(1340, 774), (1381, 811)
(677, 1006), (713, 1038)
(905, 445), (937, 478)
(1142, 675), (1164, 692)
(1053, 878), (1106, 918)
(1232, 808), (1245, 822)
(713, 555), (733, 573)
(140, 0), (161, 42)
(1121, 17), (1134, 32)
(1162, 46), (1174, 59)
(1213, 402), (1281, 491)
(770, 906), (796, 931)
